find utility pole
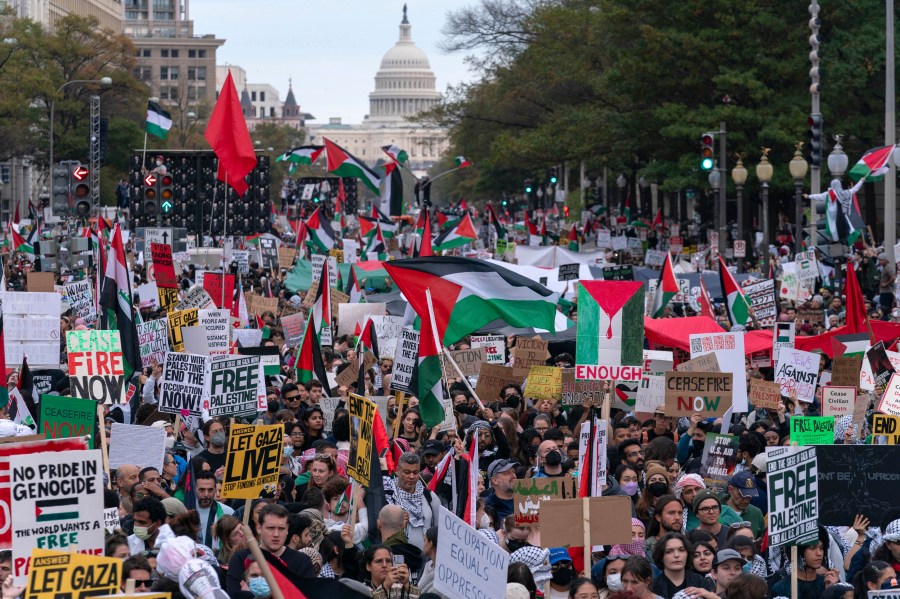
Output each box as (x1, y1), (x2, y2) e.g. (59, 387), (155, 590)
(718, 121), (727, 257)
(809, 0), (822, 248)
(886, 0), (897, 261)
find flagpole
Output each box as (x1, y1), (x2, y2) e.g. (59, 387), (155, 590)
(222, 171), (228, 310)
(141, 131), (148, 174)
(428, 166), (462, 184)
(206, 158), (219, 248)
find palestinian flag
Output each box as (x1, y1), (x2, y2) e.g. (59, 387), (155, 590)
(355, 317), (381, 395)
(295, 313), (331, 389)
(351, 260), (389, 290)
(324, 137), (381, 195)
(414, 210), (426, 235)
(455, 156), (471, 169)
(418, 210), (434, 257)
(523, 212), (541, 246)
(826, 183), (865, 244)
(305, 207), (335, 252)
(698, 277), (716, 320)
(9, 356), (34, 428)
(371, 206), (398, 238)
(363, 223), (386, 256)
(650, 252), (678, 318)
(382, 144), (409, 165)
(849, 145), (897, 182)
(485, 204), (508, 241)
(100, 224), (142, 384)
(35, 498), (78, 522)
(10, 227), (32, 254)
(623, 197), (632, 225)
(568, 224), (579, 251)
(653, 209), (663, 228)
(579, 416), (597, 498)
(432, 213), (477, 252)
(383, 257), (561, 426)
(358, 215), (378, 239)
(718, 255), (749, 327)
(312, 260), (332, 346)
(276, 145), (324, 165)
(378, 162), (404, 217)
(145, 100), (172, 139)
(831, 333), (869, 357)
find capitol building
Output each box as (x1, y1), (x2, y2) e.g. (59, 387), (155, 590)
(306, 5), (449, 176)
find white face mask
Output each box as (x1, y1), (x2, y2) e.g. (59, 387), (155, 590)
(478, 513), (491, 529)
(606, 573), (624, 592)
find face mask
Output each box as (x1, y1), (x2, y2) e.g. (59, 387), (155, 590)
(621, 482), (639, 496)
(283, 446), (293, 459)
(606, 573), (624, 592)
(248, 577), (271, 598)
(133, 525), (153, 541)
(648, 481), (669, 497)
(544, 450), (562, 467)
(883, 579), (899, 590)
(164, 437), (175, 450)
(506, 539), (530, 553)
(692, 441), (705, 454)
(210, 432), (227, 447)
(267, 401), (280, 413)
(479, 513), (491, 529)
(551, 567), (574, 586)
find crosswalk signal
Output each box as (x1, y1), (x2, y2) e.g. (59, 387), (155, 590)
(700, 133), (715, 171)
(808, 114), (823, 167)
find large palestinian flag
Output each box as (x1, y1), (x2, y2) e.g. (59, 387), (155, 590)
(383, 257), (561, 426)
(276, 145), (324, 165)
(650, 252), (678, 318)
(295, 314), (331, 391)
(719, 255), (750, 327)
(576, 281), (645, 374)
(849, 145), (897, 182)
(100, 224), (142, 383)
(324, 138), (381, 195)
(432, 213), (477, 252)
(305, 207), (335, 252)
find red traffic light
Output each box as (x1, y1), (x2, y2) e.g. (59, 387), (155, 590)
(72, 166), (89, 181)
(162, 175), (173, 186)
(701, 134), (714, 146)
(144, 174), (157, 186)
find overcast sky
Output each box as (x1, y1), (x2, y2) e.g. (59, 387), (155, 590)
(190, 0), (477, 124)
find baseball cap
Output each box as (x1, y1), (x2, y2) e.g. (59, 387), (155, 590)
(729, 471), (759, 497)
(161, 497), (187, 518)
(487, 459), (518, 479)
(751, 453), (768, 474)
(548, 547), (572, 565)
(714, 549), (745, 568)
(422, 440), (444, 456)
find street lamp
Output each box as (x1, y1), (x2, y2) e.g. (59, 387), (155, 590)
(48, 76), (112, 208)
(616, 173), (627, 217)
(732, 155), (748, 268)
(756, 148), (774, 246)
(639, 176), (649, 218)
(708, 169), (721, 190)
(789, 142), (810, 254)
(827, 134), (849, 179)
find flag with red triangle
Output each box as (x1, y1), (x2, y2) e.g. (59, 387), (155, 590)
(432, 213), (477, 252)
(719, 255), (749, 327)
(312, 260), (332, 345)
(650, 252), (678, 318)
(418, 210), (434, 257)
(698, 277), (716, 320)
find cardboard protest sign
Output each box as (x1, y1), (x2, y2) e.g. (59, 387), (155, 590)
(664, 371), (733, 417)
(347, 393), (376, 486)
(470, 334), (506, 364)
(576, 281), (644, 381)
(675, 352), (721, 374)
(167, 307), (199, 353)
(150, 243), (177, 288)
(39, 395), (95, 449)
(281, 312), (307, 347)
(816, 445), (900, 524)
(66, 330), (124, 404)
(790, 416), (835, 445)
(390, 329), (419, 392)
(749, 378), (783, 410)
(108, 423), (165, 472)
(773, 348), (821, 404)
(635, 375), (665, 413)
(11, 450), (105, 583)
(64, 280), (97, 326)
(474, 364), (519, 403)
(136, 318), (168, 369)
(202, 273), (235, 310)
(27, 272), (55, 292)
(247, 294), (278, 318)
(879, 372), (900, 416)
(699, 432), (739, 493)
(337, 303), (386, 337)
(176, 285), (215, 311)
(221, 424), (283, 499)
(334, 352), (377, 389)
(872, 414), (900, 444)
(822, 386), (856, 417)
(831, 355), (862, 391)
(766, 445), (818, 546)
(158, 352), (208, 417)
(868, 342), (896, 398)
(435, 507), (509, 599)
(513, 476), (579, 526)
(578, 418), (608, 493)
(207, 355), (264, 418)
(539, 496), (633, 548)
(560, 368), (605, 407)
(689, 332), (747, 411)
(199, 308), (230, 355)
(524, 365), (562, 400)
(441, 347), (485, 379)
(25, 550), (122, 599)
(278, 247), (297, 270)
(0, 292), (62, 368)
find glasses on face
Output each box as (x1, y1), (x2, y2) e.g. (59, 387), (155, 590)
(284, 395), (300, 402)
(697, 505), (720, 514)
(626, 450), (644, 458)
(550, 562), (572, 572)
(730, 521), (752, 529)
(132, 580), (151, 588)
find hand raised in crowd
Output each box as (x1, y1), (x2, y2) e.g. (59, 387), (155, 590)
(2, 575), (24, 599)
(853, 514), (871, 541)
(341, 523), (354, 548)
(822, 568), (840, 588)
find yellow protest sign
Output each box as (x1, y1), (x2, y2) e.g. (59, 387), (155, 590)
(25, 550), (122, 599)
(167, 307), (199, 353)
(524, 366), (563, 400)
(347, 393), (376, 487)
(221, 424), (284, 499)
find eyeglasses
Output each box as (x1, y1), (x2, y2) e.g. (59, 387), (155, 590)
(284, 395), (300, 401)
(730, 521), (752, 529)
(697, 505), (720, 514)
(550, 562), (572, 572)
(626, 450), (644, 458)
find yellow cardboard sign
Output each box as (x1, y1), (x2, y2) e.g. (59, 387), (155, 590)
(524, 366), (563, 400)
(167, 307), (199, 352)
(25, 549), (122, 599)
(347, 393), (376, 487)
(221, 424), (284, 499)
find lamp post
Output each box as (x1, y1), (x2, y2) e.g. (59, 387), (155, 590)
(732, 155), (748, 268)
(639, 175), (649, 219)
(790, 143), (810, 254)
(616, 173), (627, 219)
(756, 148), (774, 247)
(48, 77), (112, 206)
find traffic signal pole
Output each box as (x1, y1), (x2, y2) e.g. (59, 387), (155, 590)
(809, 0), (822, 249)
(718, 121), (727, 258)
(886, 0), (897, 261)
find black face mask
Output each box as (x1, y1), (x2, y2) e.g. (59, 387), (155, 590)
(267, 401), (280, 413)
(505, 395), (521, 410)
(648, 481), (669, 497)
(692, 441), (705, 454)
(506, 539), (531, 553)
(544, 450), (562, 467)
(551, 566), (574, 586)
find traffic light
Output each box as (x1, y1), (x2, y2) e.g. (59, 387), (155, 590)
(549, 168), (558, 185)
(70, 165), (91, 217)
(142, 173), (159, 216)
(563, 205), (569, 217)
(525, 178), (533, 194)
(52, 162), (70, 217)
(700, 133), (715, 171)
(312, 183), (321, 203)
(808, 114), (823, 167)
(159, 173), (174, 215)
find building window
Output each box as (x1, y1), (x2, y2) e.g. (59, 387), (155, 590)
(169, 67), (179, 80)
(260, 91), (265, 102)
(161, 49), (169, 57)
(160, 66), (168, 80)
(160, 87), (169, 99)
(188, 49), (196, 58)
(187, 86), (197, 100)
(251, 91), (256, 101)
(197, 67), (206, 80)
(188, 67), (196, 80)
(142, 49), (151, 57)
(270, 107), (275, 117)
(170, 49), (179, 58)
(198, 49), (206, 58)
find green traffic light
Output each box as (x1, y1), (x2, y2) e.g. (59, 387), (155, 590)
(701, 157), (714, 171)
(550, 176), (558, 184)
(525, 186), (532, 193)
(161, 200), (173, 213)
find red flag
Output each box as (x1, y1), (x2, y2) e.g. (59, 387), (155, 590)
(419, 211), (434, 257)
(844, 262), (871, 340)
(698, 277), (716, 320)
(653, 209), (663, 227)
(204, 71), (257, 197)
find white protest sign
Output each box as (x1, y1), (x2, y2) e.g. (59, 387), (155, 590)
(10, 449), (105, 584)
(689, 332), (748, 411)
(320, 396), (342, 433)
(176, 285), (215, 311)
(108, 422), (165, 471)
(158, 352), (208, 417)
(207, 355), (264, 418)
(182, 326), (211, 356)
(232, 328), (264, 348)
(643, 350), (674, 375)
(103, 507), (120, 534)
(578, 418), (608, 494)
(135, 281), (159, 307)
(199, 308), (231, 355)
(311, 254), (326, 284)
(822, 386), (856, 417)
(471, 335), (506, 365)
(439, 400), (456, 432)
(766, 445), (818, 547)
(391, 329), (419, 392)
(435, 507), (509, 599)
(795, 250), (819, 280)
(773, 322), (795, 365)
(233, 250), (250, 275)
(64, 280), (97, 326)
(137, 318), (169, 368)
(597, 229), (611, 249)
(370, 315), (404, 349)
(774, 348), (821, 404)
(859, 349), (900, 392)
(879, 373), (900, 416)
(343, 239), (359, 264)
(635, 375), (665, 413)
(0, 292), (62, 368)
(337, 303), (387, 336)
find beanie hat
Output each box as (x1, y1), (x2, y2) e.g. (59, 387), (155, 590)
(692, 489), (721, 514)
(645, 463), (668, 482)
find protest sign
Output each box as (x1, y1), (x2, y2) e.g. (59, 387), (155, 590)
(739, 279), (776, 327)
(108, 423), (165, 472)
(867, 591), (900, 599)
(156, 286), (178, 311)
(199, 308), (230, 355)
(597, 229), (612, 249)
(524, 366), (562, 400)
(832, 354), (863, 389)
(699, 433), (739, 493)
(158, 352), (207, 417)
(347, 393), (376, 486)
(790, 416), (835, 445)
(772, 322), (796, 367)
(390, 329), (419, 393)
(0, 292), (61, 368)
(181, 327), (211, 355)
(370, 315), (404, 348)
(233, 249), (250, 274)
(474, 364), (521, 405)
(27, 272), (55, 293)
(689, 332), (747, 411)
(278, 247), (297, 270)
(766, 445), (818, 546)
(471, 334), (506, 364)
(635, 375), (665, 413)
(136, 318), (168, 369)
(675, 353), (720, 373)
(435, 507), (509, 599)
(237, 346), (280, 377)
(334, 353), (377, 389)
(31, 370), (66, 398)
(281, 312), (306, 347)
(816, 445), (900, 524)
(601, 265), (633, 280)
(202, 273), (235, 310)
(66, 330), (124, 404)
(879, 372), (900, 416)
(513, 477), (578, 526)
(558, 263), (580, 281)
(64, 280), (97, 326)
(643, 350), (674, 375)
(247, 294), (279, 318)
(232, 329), (263, 349)
(258, 237), (278, 270)
(207, 355), (264, 418)
(539, 496), (633, 548)
(795, 250), (819, 279)
(773, 348), (821, 403)
(150, 243), (177, 288)
(167, 307), (199, 353)
(664, 371), (732, 417)
(24, 550), (122, 599)
(441, 348), (485, 379)
(511, 345), (550, 379)
(576, 281), (644, 381)
(176, 285), (215, 311)
(578, 418), (608, 493)
(337, 303), (387, 336)
(11, 450), (105, 583)
(39, 395), (95, 449)
(822, 386), (856, 417)
(749, 378), (783, 410)
(872, 414), (900, 444)
(868, 342), (896, 398)
(103, 507), (120, 534)
(560, 368), (605, 407)
(221, 424), (283, 499)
